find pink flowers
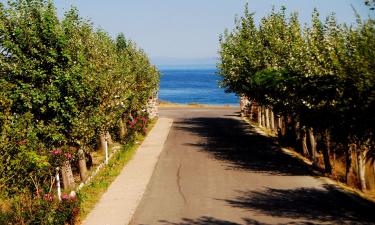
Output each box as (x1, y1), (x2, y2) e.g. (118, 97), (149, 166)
(62, 193), (69, 200)
(128, 116), (148, 130)
(129, 118), (138, 128)
(44, 193), (54, 202)
(50, 149), (62, 155)
(61, 191), (77, 202)
(64, 153), (72, 160)
(50, 148), (74, 160)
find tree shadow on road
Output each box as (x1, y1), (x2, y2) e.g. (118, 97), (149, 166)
(174, 117), (312, 176)
(217, 184), (375, 224)
(158, 216), (321, 225)
(172, 116), (375, 224)
(159, 216), (242, 225)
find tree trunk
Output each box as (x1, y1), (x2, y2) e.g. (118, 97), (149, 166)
(281, 116), (287, 137)
(106, 131), (113, 145)
(78, 149), (87, 182)
(270, 110), (275, 131)
(262, 106), (266, 127)
(345, 145), (350, 183)
(99, 132), (106, 153)
(346, 145), (358, 187)
(322, 129), (332, 174)
(265, 107), (270, 129)
(258, 106), (262, 127)
(277, 116), (286, 145)
(61, 161), (75, 189)
(240, 95), (245, 117)
(301, 128), (309, 157)
(332, 149), (336, 175)
(119, 117), (127, 139)
(308, 128), (318, 167)
(277, 116), (282, 131)
(285, 116), (297, 147)
(358, 148), (367, 190)
(249, 102), (254, 120)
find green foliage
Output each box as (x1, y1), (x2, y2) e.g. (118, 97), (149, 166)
(1, 191), (80, 225)
(0, 0), (159, 198)
(219, 5), (374, 154)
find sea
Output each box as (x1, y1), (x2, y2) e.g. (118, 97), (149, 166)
(158, 66), (239, 106)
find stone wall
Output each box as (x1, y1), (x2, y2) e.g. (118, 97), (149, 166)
(147, 91), (158, 119)
(240, 95), (251, 117)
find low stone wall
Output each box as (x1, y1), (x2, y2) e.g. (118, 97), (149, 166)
(147, 91), (158, 119)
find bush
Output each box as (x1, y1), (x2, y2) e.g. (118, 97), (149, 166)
(0, 191), (80, 225)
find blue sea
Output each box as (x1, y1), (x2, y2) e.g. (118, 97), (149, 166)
(158, 67), (239, 106)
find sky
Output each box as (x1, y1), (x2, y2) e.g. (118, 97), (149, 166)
(6, 0), (375, 65)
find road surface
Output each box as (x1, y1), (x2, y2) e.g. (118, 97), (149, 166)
(130, 107), (375, 225)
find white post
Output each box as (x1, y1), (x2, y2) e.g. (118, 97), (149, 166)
(105, 134), (109, 164)
(56, 167), (61, 201)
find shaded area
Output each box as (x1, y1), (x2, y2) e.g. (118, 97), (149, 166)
(174, 117), (312, 176)
(172, 116), (375, 224)
(158, 217), (320, 225)
(159, 217), (242, 225)
(219, 185), (375, 224)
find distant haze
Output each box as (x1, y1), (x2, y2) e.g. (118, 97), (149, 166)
(152, 57), (218, 69)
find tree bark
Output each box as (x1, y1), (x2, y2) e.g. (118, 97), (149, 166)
(240, 96), (245, 117)
(270, 110), (275, 131)
(265, 107), (270, 129)
(258, 106), (262, 127)
(285, 116), (297, 147)
(61, 161), (75, 189)
(261, 106), (266, 127)
(332, 149), (336, 175)
(78, 149), (87, 182)
(301, 128), (309, 157)
(345, 144), (350, 183)
(277, 116), (287, 145)
(308, 128), (318, 167)
(278, 116), (282, 131)
(346, 145), (358, 187)
(106, 131), (113, 145)
(358, 148), (367, 190)
(322, 129), (332, 174)
(249, 102), (254, 120)
(99, 132), (106, 153)
(119, 117), (127, 139)
(281, 116), (287, 137)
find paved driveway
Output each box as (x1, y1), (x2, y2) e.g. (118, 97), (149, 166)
(130, 107), (375, 225)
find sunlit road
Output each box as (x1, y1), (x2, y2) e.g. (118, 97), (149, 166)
(129, 107), (375, 225)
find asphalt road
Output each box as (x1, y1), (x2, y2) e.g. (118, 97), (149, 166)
(130, 107), (375, 225)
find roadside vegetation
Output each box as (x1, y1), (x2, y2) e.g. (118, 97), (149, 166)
(219, 4), (374, 192)
(0, 0), (159, 224)
(79, 119), (156, 220)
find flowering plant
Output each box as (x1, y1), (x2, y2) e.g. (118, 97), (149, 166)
(48, 146), (78, 167)
(128, 112), (149, 135)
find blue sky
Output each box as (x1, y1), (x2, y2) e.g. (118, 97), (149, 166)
(7, 1), (375, 65)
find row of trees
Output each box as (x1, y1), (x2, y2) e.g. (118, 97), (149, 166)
(0, 0), (159, 196)
(219, 5), (374, 190)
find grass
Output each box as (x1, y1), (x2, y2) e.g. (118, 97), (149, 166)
(77, 119), (157, 222)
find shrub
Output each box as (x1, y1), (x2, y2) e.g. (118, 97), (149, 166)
(0, 191), (80, 225)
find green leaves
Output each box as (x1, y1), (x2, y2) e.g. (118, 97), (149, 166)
(0, 0), (159, 195)
(219, 5), (374, 140)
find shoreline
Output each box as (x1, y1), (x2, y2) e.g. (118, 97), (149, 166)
(158, 101), (239, 109)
